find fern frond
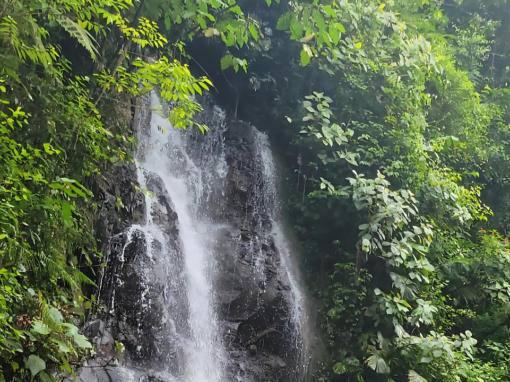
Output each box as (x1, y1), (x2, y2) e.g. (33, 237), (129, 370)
(53, 14), (99, 59)
(27, 16), (50, 64)
(0, 15), (53, 65)
(73, 268), (96, 286)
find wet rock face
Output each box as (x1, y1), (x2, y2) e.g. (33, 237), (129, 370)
(81, 98), (304, 382)
(84, 171), (189, 376)
(97, 229), (168, 365)
(90, 162), (145, 244)
(214, 118), (300, 382)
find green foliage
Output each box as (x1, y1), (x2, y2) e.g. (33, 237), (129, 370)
(5, 0), (510, 380)
(0, 0), (257, 379)
(212, 0), (510, 380)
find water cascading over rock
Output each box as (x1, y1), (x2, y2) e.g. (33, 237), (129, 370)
(80, 92), (310, 382)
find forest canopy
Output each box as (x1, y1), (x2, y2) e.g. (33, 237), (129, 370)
(2, 0), (510, 381)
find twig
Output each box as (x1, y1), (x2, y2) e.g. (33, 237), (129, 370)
(221, 70), (240, 116)
(189, 54), (219, 94)
(235, 92), (239, 119)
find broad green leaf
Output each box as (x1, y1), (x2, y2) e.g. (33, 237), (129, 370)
(290, 19), (304, 39)
(25, 354), (46, 376)
(323, 5), (337, 18)
(31, 321), (50, 335)
(409, 242), (429, 253)
(48, 307), (63, 323)
(62, 201), (71, 224)
(73, 333), (92, 348)
(312, 10), (326, 31)
(221, 55), (232, 70)
(60, 323), (79, 336)
(367, 354), (389, 374)
(329, 23), (340, 45)
(39, 371), (54, 382)
(52, 339), (70, 353)
(276, 12), (293, 30)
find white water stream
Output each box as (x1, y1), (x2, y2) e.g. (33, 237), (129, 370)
(254, 130), (307, 346)
(88, 92), (309, 382)
(134, 93), (227, 381)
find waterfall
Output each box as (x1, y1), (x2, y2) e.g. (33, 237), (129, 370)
(254, 131), (309, 377)
(82, 92), (309, 382)
(137, 92), (227, 381)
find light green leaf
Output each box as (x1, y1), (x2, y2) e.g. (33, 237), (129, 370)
(335, 23), (346, 33)
(366, 354), (389, 374)
(48, 307), (63, 323)
(31, 321), (50, 335)
(409, 370), (427, 382)
(290, 19), (304, 39)
(73, 333), (92, 348)
(301, 45), (312, 67)
(221, 55), (232, 70)
(312, 10), (326, 31)
(249, 24), (258, 41)
(52, 339), (70, 353)
(276, 12), (293, 30)
(25, 354), (46, 376)
(323, 5), (337, 18)
(329, 23), (340, 45)
(409, 242), (429, 253)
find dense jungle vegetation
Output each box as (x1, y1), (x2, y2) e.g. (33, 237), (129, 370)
(3, 0), (510, 380)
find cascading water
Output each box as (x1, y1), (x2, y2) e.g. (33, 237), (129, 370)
(136, 92), (228, 381)
(254, 131), (305, 327)
(254, 131), (309, 378)
(82, 92), (310, 382)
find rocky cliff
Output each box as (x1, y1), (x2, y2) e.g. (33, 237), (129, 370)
(77, 94), (309, 382)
